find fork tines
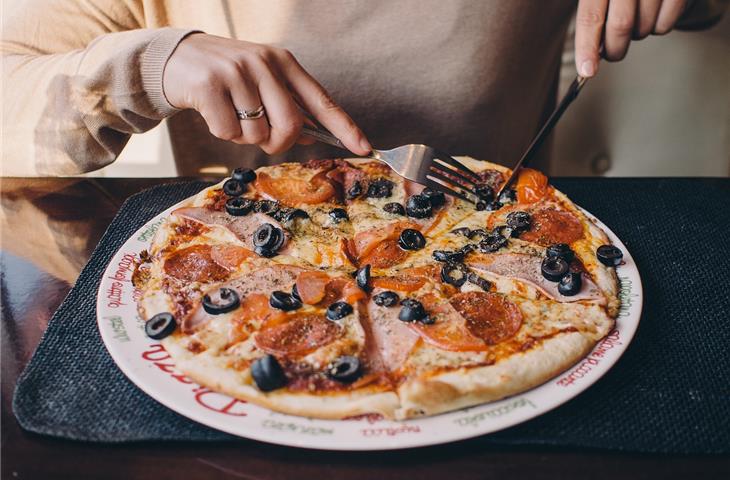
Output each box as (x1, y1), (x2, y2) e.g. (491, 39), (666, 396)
(425, 153), (482, 204)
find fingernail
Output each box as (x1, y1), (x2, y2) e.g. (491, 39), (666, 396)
(359, 137), (372, 155)
(580, 60), (596, 77)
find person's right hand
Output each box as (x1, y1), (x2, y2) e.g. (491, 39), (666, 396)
(162, 33), (371, 155)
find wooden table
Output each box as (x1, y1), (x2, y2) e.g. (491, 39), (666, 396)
(2, 177), (728, 479)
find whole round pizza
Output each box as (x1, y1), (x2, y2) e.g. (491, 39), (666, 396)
(133, 157), (622, 420)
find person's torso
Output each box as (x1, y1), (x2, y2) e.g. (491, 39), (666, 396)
(144, 0), (575, 174)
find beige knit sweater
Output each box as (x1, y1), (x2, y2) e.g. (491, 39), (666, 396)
(2, 0), (725, 176)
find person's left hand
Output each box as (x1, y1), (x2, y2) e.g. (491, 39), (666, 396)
(575, 0), (688, 77)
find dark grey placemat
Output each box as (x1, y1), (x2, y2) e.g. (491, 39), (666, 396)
(13, 178), (730, 453)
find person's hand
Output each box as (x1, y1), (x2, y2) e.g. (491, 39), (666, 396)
(575, 0), (688, 77)
(162, 33), (371, 155)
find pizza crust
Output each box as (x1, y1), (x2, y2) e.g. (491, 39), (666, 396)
(395, 331), (597, 419)
(162, 335), (401, 419)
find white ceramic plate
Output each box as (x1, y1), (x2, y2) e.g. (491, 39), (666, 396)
(97, 201), (642, 450)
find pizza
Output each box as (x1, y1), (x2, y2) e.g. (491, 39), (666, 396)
(132, 157), (623, 420)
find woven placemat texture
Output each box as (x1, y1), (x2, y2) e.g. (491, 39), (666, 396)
(12, 178), (730, 453)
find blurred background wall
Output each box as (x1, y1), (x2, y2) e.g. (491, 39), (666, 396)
(91, 11), (729, 178)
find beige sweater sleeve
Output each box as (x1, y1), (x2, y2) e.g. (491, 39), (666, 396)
(1, 0), (197, 176)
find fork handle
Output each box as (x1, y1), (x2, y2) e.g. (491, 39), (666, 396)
(301, 125), (346, 150)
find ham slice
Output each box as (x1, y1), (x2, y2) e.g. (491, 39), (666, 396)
(173, 207), (289, 251)
(365, 293), (420, 373)
(467, 253), (605, 303)
(182, 264), (303, 333)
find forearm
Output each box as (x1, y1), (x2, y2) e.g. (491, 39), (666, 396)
(2, 27), (196, 176)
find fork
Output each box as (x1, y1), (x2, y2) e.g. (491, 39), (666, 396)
(301, 126), (482, 203)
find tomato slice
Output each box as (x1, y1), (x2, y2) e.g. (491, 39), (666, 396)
(255, 171), (335, 206)
(449, 292), (523, 345)
(295, 271), (331, 305)
(255, 312), (342, 356)
(519, 208), (584, 246)
(515, 168), (549, 204)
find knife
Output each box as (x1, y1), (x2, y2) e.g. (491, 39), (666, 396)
(496, 75), (588, 201)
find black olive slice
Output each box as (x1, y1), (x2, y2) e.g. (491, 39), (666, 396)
(398, 228), (426, 250)
(468, 228), (489, 239)
(326, 301), (353, 321)
(596, 245), (623, 267)
(232, 167), (256, 184)
(460, 243), (477, 255)
(498, 188), (517, 204)
(478, 232), (508, 253)
(253, 200), (280, 214)
(476, 201), (487, 211)
(474, 184), (494, 202)
(145, 312), (176, 340)
(366, 178), (395, 198)
(291, 283), (302, 302)
(558, 272), (582, 296)
(484, 200), (503, 211)
(355, 264), (371, 291)
(506, 211), (531, 233)
(225, 197), (254, 216)
(441, 262), (469, 287)
(272, 207), (309, 223)
(405, 195), (432, 218)
(467, 272), (492, 291)
(326, 356), (362, 383)
(398, 298), (426, 322)
(541, 257), (569, 282)
(202, 288), (241, 315)
(251, 354), (287, 392)
(223, 178), (245, 197)
(383, 202), (406, 215)
(421, 187), (446, 208)
(373, 290), (400, 307)
(253, 223), (284, 250)
(254, 246), (277, 258)
(346, 181), (363, 199)
(546, 243), (575, 263)
(432, 250), (465, 263)
(329, 208), (349, 223)
(269, 291), (302, 311)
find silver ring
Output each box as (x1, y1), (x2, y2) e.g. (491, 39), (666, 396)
(235, 105), (265, 120)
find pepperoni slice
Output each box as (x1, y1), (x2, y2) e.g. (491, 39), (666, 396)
(295, 271), (331, 305)
(353, 221), (420, 259)
(326, 161), (366, 200)
(519, 208), (584, 246)
(359, 238), (409, 269)
(210, 244), (254, 270)
(228, 293), (286, 342)
(320, 277), (366, 306)
(372, 275), (427, 292)
(515, 168), (549, 204)
(449, 292), (523, 345)
(255, 171), (335, 206)
(255, 313), (342, 356)
(163, 245), (230, 283)
(371, 265), (439, 292)
(410, 295), (485, 351)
